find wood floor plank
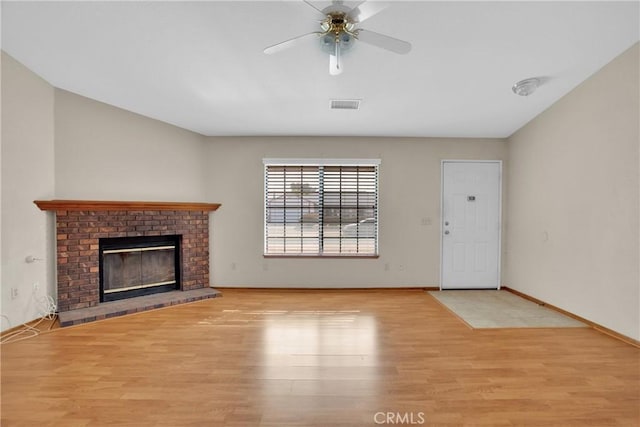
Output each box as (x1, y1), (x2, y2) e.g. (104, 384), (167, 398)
(1, 289), (638, 426)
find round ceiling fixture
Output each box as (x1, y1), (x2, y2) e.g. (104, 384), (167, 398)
(512, 78), (540, 96)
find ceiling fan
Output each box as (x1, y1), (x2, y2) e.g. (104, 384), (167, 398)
(264, 0), (412, 75)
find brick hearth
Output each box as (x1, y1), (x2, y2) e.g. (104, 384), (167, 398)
(35, 200), (220, 317)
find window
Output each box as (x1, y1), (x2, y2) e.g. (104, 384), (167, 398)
(264, 159), (379, 256)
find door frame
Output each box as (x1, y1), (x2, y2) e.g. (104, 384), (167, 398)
(439, 160), (503, 290)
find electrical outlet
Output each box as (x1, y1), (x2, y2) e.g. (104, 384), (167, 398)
(10, 288), (19, 299)
(33, 282), (40, 292)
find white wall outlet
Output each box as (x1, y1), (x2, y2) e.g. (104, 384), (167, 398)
(10, 288), (19, 299)
(33, 282), (40, 292)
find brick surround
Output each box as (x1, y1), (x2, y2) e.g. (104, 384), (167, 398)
(35, 201), (220, 314)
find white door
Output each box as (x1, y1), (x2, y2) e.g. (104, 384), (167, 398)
(441, 161), (501, 289)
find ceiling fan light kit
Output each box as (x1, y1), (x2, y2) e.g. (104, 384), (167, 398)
(264, 0), (412, 76)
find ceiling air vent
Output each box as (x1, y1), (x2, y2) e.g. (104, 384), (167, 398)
(330, 99), (361, 110)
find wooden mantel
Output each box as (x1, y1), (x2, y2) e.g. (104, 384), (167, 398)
(34, 200), (221, 212)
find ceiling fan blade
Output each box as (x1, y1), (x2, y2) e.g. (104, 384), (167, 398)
(329, 53), (342, 75)
(264, 32), (323, 55)
(355, 29), (412, 54)
(329, 42), (342, 76)
(348, 1), (388, 23)
(303, 0), (328, 17)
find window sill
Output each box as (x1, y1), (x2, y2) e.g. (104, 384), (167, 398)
(264, 254), (379, 259)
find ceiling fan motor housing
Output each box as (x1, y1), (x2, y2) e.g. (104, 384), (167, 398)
(320, 12), (356, 53)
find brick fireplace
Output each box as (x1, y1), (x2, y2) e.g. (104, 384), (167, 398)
(35, 200), (220, 323)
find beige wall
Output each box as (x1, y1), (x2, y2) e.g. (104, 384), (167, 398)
(55, 89), (207, 201)
(204, 136), (507, 287)
(1, 52), (56, 331)
(506, 43), (639, 340)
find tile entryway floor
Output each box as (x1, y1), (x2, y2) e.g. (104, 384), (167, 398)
(428, 290), (586, 328)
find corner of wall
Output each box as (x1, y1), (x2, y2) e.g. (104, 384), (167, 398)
(505, 43), (640, 340)
(1, 52), (56, 332)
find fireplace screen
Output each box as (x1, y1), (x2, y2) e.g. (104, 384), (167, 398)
(100, 235), (180, 302)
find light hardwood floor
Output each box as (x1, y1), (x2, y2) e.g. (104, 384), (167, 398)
(1, 289), (638, 426)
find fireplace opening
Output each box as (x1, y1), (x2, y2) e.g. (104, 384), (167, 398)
(99, 235), (181, 302)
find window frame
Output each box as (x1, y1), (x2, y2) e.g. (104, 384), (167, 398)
(263, 158), (381, 258)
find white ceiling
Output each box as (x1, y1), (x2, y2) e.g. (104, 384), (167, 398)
(2, 1), (638, 138)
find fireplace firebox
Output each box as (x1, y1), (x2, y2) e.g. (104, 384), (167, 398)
(99, 235), (181, 302)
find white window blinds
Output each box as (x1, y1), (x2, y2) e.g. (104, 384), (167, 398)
(264, 161), (379, 256)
